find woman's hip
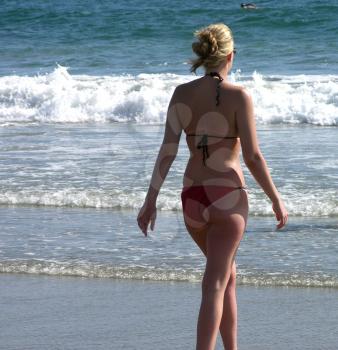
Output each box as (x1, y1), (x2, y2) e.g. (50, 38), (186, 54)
(181, 184), (249, 226)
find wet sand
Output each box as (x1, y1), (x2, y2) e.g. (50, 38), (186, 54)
(1, 274), (338, 350)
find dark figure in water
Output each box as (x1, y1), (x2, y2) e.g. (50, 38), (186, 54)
(241, 3), (257, 9)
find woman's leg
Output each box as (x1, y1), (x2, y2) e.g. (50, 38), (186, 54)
(184, 224), (238, 349)
(220, 261), (238, 350)
(196, 216), (245, 350)
(182, 187), (248, 349)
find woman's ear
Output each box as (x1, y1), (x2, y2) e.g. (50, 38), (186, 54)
(227, 52), (233, 63)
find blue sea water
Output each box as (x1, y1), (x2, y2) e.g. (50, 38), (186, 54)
(0, 0), (337, 287)
(1, 0), (338, 76)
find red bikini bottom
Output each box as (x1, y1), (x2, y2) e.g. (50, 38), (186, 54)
(181, 185), (247, 225)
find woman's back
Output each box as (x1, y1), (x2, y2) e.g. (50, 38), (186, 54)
(177, 76), (246, 188)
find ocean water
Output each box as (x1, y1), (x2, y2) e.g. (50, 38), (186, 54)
(0, 0), (338, 289)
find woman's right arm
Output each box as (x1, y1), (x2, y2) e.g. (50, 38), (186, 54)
(236, 87), (288, 229)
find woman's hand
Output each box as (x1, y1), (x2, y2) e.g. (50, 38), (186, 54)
(137, 200), (157, 237)
(272, 199), (288, 230)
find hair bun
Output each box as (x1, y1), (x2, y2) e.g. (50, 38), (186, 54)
(192, 30), (218, 58)
(189, 23), (234, 74)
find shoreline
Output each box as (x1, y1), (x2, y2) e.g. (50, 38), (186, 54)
(1, 270), (338, 290)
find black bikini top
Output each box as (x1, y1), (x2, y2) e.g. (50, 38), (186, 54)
(186, 71), (239, 166)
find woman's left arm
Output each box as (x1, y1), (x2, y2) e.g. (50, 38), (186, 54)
(137, 86), (183, 236)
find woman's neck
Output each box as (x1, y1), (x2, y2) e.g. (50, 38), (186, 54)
(204, 67), (229, 80)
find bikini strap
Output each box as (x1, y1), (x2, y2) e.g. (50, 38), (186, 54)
(187, 133), (239, 166)
(205, 71), (224, 106)
(187, 133), (238, 139)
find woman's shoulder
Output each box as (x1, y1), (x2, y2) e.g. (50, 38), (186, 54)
(172, 80), (197, 100)
(174, 78), (251, 102)
(176, 76), (203, 90)
(222, 81), (245, 92)
(221, 82), (252, 101)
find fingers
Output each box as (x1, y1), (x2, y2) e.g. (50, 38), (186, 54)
(137, 214), (155, 236)
(150, 211), (156, 231)
(276, 213), (288, 230)
(150, 218), (155, 231)
(137, 217), (149, 237)
(137, 205), (157, 236)
(142, 222), (148, 237)
(137, 208), (148, 236)
(276, 220), (283, 229)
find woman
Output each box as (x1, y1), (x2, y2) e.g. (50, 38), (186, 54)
(137, 23), (288, 350)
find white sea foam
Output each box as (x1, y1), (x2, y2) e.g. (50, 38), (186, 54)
(244, 71), (338, 125)
(1, 65), (337, 126)
(1, 260), (337, 288)
(0, 187), (337, 217)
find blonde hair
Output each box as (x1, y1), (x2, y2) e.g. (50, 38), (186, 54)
(189, 23), (234, 74)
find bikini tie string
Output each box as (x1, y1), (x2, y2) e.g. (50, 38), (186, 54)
(205, 71), (224, 106)
(197, 134), (209, 166)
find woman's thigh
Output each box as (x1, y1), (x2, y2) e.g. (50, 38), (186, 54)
(183, 221), (238, 291)
(182, 187), (248, 287)
(203, 215), (246, 289)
